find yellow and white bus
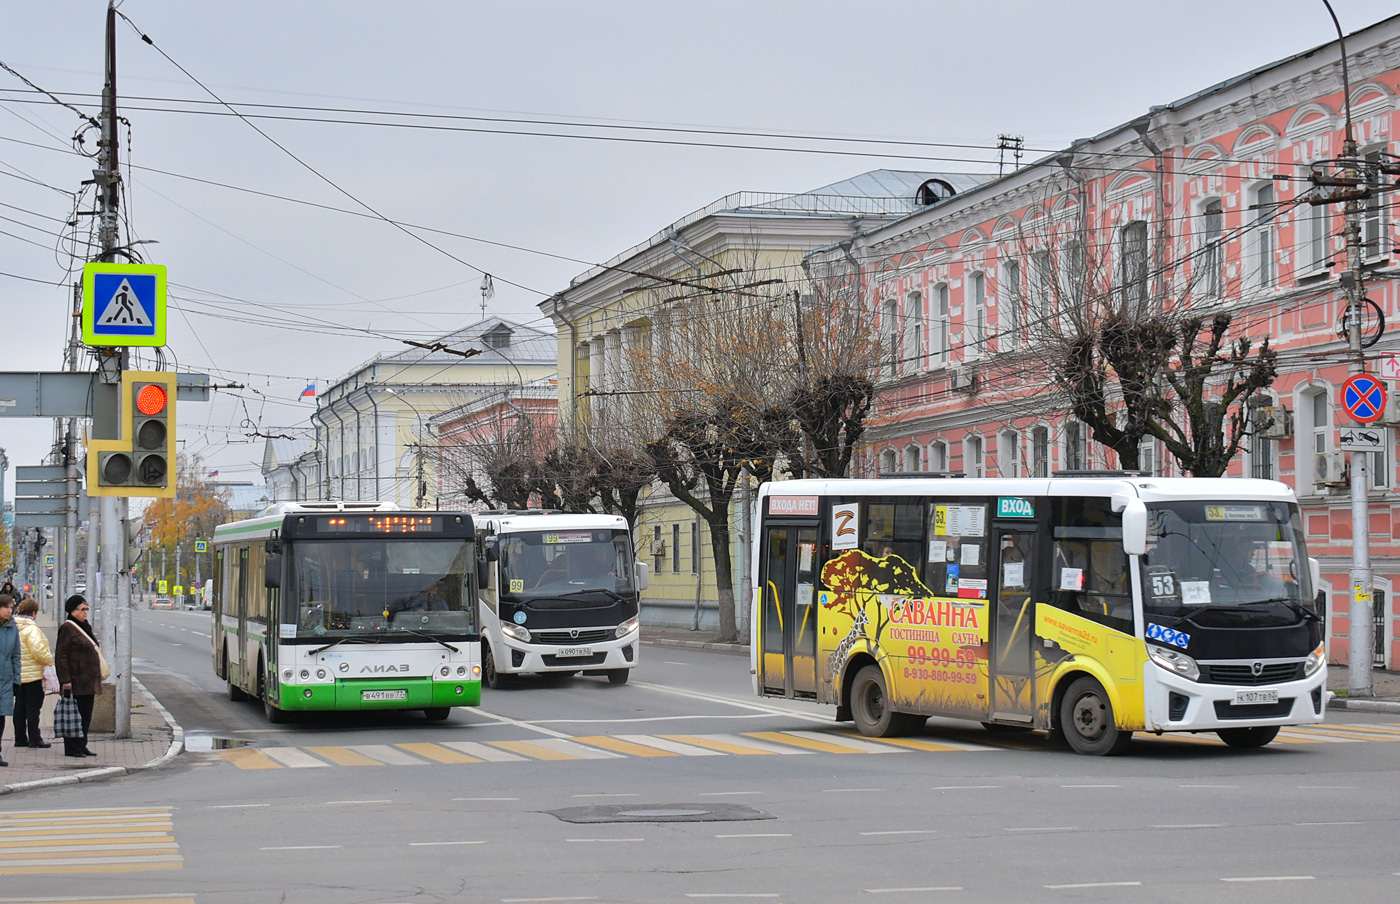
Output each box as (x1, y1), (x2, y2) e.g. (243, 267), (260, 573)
(752, 475), (1328, 755)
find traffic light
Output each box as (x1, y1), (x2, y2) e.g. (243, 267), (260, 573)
(87, 370), (177, 498)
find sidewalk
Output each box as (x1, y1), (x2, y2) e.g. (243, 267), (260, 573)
(642, 626), (1400, 713)
(1, 613), (182, 797)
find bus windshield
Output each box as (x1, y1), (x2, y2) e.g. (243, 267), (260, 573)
(1141, 501), (1316, 628)
(284, 538), (477, 638)
(499, 529), (635, 607)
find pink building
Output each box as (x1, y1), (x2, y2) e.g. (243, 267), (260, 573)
(432, 381), (559, 511)
(807, 16), (1400, 668)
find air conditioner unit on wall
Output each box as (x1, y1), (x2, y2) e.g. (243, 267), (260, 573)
(1316, 451), (1350, 488)
(1378, 395), (1400, 427)
(1255, 405), (1293, 439)
(950, 366), (977, 392)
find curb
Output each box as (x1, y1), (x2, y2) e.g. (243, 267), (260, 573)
(1328, 697), (1400, 713)
(0, 678), (185, 796)
(644, 636), (749, 657)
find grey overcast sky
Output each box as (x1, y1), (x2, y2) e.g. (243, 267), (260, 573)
(2, 0), (1396, 501)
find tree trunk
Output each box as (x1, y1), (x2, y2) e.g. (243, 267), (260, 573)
(705, 513), (738, 643)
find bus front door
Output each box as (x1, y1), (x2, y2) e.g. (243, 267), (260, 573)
(759, 525), (818, 698)
(989, 528), (1036, 722)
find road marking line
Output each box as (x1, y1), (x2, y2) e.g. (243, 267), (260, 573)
(860, 830), (938, 836)
(443, 742), (527, 762)
(1220, 876), (1313, 882)
(398, 742), (483, 764)
(260, 747), (330, 768)
(616, 734), (727, 756)
(0, 844), (179, 858)
(0, 854), (183, 868)
(306, 746), (382, 766)
(0, 836), (176, 850)
(215, 748), (282, 770)
(659, 734), (805, 755)
(345, 744), (429, 766)
(0, 809), (172, 821)
(1045, 882), (1141, 889)
(571, 736), (680, 757)
(0, 861), (183, 876)
(1, 824), (173, 837)
(743, 731), (890, 755)
(855, 734), (996, 753)
(467, 707), (577, 739)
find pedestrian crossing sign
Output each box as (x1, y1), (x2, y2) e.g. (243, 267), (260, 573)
(159, 580), (168, 594)
(82, 263), (167, 347)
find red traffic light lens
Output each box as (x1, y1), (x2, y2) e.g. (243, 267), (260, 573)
(136, 384), (168, 416)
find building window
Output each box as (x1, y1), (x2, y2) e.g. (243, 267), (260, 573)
(690, 523), (700, 575)
(1139, 437), (1158, 476)
(1202, 200), (1223, 297)
(671, 523), (681, 575)
(904, 291), (923, 372)
(1373, 429), (1391, 489)
(1000, 259), (1021, 349)
(1031, 427), (1049, 477)
(880, 449), (898, 475)
(903, 445), (921, 473)
(1060, 241), (1083, 333)
(882, 297), (900, 377)
(997, 430), (1021, 478)
(1306, 205), (1331, 273)
(1312, 391), (1330, 457)
(1119, 221), (1149, 311)
(1252, 184), (1276, 289)
(965, 435), (985, 478)
(1364, 150), (1390, 259)
(968, 273), (986, 357)
(929, 440), (947, 473)
(933, 284), (950, 365)
(1065, 422), (1087, 471)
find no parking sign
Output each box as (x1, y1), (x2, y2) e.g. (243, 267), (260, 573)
(1341, 374), (1388, 424)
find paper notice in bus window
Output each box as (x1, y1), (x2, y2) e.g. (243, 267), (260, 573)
(958, 578), (988, 599)
(960, 543), (980, 566)
(1060, 567), (1084, 591)
(928, 540), (947, 562)
(961, 506), (986, 537)
(942, 505), (961, 537)
(798, 543), (814, 572)
(280, 624), (297, 639)
(796, 584), (813, 607)
(1003, 561), (1025, 589)
(1180, 580), (1212, 604)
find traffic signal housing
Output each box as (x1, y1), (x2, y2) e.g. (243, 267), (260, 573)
(87, 370), (177, 498)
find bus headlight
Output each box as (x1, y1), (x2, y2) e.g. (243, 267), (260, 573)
(457, 666), (467, 676)
(1147, 644), (1199, 681)
(440, 666), (451, 677)
(501, 623), (531, 643)
(616, 615), (640, 639)
(1303, 643), (1326, 677)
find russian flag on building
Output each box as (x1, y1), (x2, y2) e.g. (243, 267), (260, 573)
(209, 470), (219, 477)
(300, 383), (316, 399)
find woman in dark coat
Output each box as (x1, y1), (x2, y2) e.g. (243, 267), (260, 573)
(53, 595), (101, 758)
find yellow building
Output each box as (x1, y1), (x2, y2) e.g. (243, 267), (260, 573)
(541, 171), (978, 630)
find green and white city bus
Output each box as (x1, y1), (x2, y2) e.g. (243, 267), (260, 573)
(211, 501), (481, 722)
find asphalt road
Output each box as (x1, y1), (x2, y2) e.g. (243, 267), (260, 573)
(4, 608), (1399, 904)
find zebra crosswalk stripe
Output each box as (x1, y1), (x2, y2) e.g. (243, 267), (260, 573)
(0, 808), (181, 876)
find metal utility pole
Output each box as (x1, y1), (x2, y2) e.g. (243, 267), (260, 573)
(94, 3), (133, 734)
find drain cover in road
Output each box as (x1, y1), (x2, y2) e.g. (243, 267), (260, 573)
(548, 803), (774, 824)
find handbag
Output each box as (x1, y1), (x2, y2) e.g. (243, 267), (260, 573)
(68, 622), (111, 681)
(41, 664), (60, 695)
(53, 692), (83, 739)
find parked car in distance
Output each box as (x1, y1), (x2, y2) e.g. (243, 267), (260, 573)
(151, 596), (175, 609)
(75, 582), (86, 594)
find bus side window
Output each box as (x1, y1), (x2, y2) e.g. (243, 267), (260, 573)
(1050, 497), (1131, 633)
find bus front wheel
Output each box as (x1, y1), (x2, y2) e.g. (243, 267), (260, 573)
(1059, 676), (1132, 756)
(1217, 726), (1279, 748)
(482, 641), (508, 690)
(851, 665), (915, 738)
(607, 669), (630, 685)
(263, 696), (286, 724)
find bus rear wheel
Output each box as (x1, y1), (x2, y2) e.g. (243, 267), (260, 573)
(851, 665), (915, 738)
(424, 708), (451, 721)
(1217, 726), (1280, 748)
(1059, 676), (1132, 756)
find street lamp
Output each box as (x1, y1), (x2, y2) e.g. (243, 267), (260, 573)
(383, 387), (429, 509)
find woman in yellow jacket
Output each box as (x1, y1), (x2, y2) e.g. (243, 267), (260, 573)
(13, 598), (54, 749)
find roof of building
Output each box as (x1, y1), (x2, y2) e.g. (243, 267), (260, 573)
(372, 316), (557, 369)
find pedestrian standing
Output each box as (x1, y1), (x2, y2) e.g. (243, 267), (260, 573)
(14, 598), (53, 749)
(0, 595), (19, 767)
(54, 595), (101, 759)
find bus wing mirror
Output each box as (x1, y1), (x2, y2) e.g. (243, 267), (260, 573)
(477, 556), (491, 589)
(484, 537), (499, 562)
(635, 561), (650, 592)
(264, 553), (282, 589)
(1116, 496), (1148, 556)
(265, 536), (282, 555)
(1309, 557), (1322, 601)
